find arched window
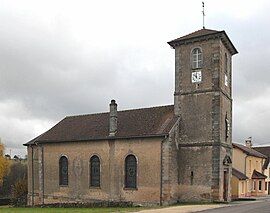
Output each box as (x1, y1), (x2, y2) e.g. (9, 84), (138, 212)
(59, 156), (68, 186)
(192, 48), (202, 69)
(125, 155), (137, 189)
(225, 53), (228, 74)
(90, 155), (100, 187)
(225, 114), (230, 141)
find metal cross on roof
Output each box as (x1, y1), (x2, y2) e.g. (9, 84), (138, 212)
(202, 2), (205, 29)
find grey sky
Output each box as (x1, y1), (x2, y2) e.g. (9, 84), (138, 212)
(0, 0), (270, 156)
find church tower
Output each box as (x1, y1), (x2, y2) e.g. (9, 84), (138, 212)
(168, 29), (237, 201)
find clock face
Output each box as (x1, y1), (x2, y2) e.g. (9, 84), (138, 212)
(191, 71), (202, 83)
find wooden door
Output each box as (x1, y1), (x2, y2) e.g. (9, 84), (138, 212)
(223, 170), (228, 201)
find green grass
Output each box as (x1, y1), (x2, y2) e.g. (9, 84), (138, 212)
(0, 206), (145, 213)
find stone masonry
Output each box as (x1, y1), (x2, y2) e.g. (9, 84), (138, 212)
(25, 29), (237, 206)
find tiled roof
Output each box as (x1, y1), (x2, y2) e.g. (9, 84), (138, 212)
(254, 146), (270, 156)
(254, 146), (270, 169)
(24, 105), (177, 145)
(168, 28), (219, 43)
(233, 143), (267, 159)
(251, 170), (267, 179)
(168, 28), (238, 55)
(232, 168), (248, 180)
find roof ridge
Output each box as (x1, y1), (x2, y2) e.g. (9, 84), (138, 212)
(119, 104), (173, 113)
(66, 104), (174, 118)
(254, 145), (270, 148)
(66, 111), (108, 118)
(182, 28), (219, 37)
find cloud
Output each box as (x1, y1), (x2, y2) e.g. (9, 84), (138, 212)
(1, 0), (270, 156)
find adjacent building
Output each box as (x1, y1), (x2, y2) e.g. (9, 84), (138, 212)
(254, 146), (270, 195)
(232, 139), (267, 199)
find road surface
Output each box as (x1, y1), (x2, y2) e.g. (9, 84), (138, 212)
(199, 200), (270, 213)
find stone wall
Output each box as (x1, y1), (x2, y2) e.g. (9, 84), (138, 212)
(173, 36), (233, 202)
(27, 137), (163, 206)
(161, 118), (180, 205)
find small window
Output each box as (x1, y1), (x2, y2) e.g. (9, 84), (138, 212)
(59, 156), (68, 186)
(125, 155), (137, 189)
(192, 48), (202, 69)
(241, 182), (245, 194)
(265, 182), (268, 191)
(190, 171), (194, 185)
(259, 181), (262, 191)
(90, 155), (100, 187)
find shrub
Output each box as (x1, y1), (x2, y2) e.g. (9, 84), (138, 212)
(1, 162), (27, 197)
(11, 178), (27, 206)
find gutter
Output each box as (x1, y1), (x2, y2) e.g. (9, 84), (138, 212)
(160, 135), (167, 206)
(41, 145), (44, 205)
(24, 134), (169, 146)
(31, 145), (34, 206)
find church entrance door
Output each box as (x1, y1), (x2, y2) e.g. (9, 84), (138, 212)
(223, 169), (228, 201)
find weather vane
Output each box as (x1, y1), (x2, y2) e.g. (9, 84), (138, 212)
(202, 2), (205, 29)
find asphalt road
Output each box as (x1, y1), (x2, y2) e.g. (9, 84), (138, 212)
(199, 200), (270, 213)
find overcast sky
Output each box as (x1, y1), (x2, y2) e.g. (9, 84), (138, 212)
(0, 0), (270, 157)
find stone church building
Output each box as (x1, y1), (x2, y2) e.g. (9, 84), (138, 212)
(24, 28), (238, 206)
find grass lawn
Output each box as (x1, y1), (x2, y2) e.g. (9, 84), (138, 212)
(0, 206), (145, 213)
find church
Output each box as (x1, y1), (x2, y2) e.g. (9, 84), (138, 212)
(24, 28), (238, 206)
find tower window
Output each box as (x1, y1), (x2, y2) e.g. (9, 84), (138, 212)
(192, 48), (202, 69)
(125, 154), (137, 189)
(225, 53), (228, 74)
(90, 155), (100, 187)
(225, 114), (230, 141)
(59, 156), (68, 186)
(191, 171), (194, 185)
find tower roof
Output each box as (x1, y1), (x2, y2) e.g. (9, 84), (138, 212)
(168, 28), (238, 55)
(170, 28), (219, 41)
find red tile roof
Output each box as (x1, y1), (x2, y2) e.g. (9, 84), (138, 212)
(24, 105), (177, 145)
(233, 143), (267, 159)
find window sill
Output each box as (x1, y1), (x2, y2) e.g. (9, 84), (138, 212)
(59, 185), (68, 188)
(191, 68), (202, 71)
(89, 186), (101, 189)
(124, 187), (138, 191)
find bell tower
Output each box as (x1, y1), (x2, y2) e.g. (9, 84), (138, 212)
(168, 29), (237, 201)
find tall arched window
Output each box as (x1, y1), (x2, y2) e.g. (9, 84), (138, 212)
(90, 155), (100, 187)
(192, 48), (202, 69)
(125, 155), (137, 189)
(225, 53), (228, 73)
(59, 156), (68, 186)
(225, 114), (230, 141)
